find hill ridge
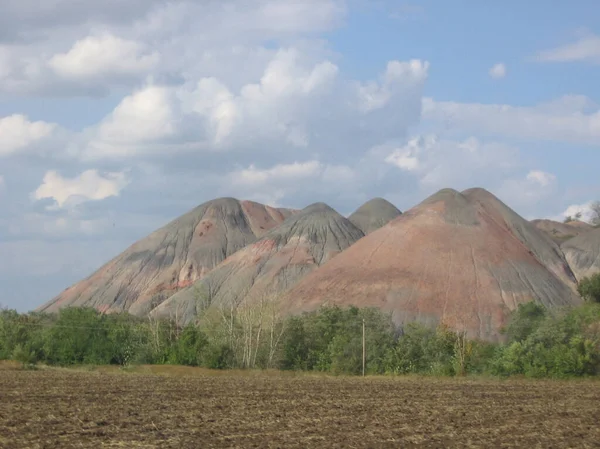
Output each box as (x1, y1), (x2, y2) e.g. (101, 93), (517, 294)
(152, 201), (364, 323)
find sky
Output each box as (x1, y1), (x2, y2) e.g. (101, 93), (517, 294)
(1, 0), (599, 312)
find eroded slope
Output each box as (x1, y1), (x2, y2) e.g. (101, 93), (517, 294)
(153, 203), (365, 323)
(284, 188), (580, 341)
(561, 227), (600, 281)
(37, 198), (294, 315)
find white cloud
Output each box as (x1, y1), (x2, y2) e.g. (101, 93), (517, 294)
(0, 0), (347, 96)
(422, 95), (600, 145)
(498, 170), (558, 212)
(356, 59), (429, 112)
(178, 49), (339, 148)
(0, 115), (56, 156)
(231, 161), (324, 187)
(226, 160), (356, 207)
(99, 85), (174, 143)
(32, 169), (129, 208)
(243, 48), (339, 98)
(554, 202), (597, 223)
(82, 85), (176, 158)
(488, 63), (506, 79)
(0, 0), (170, 41)
(79, 51), (427, 160)
(536, 34), (600, 64)
(380, 135), (519, 192)
(182, 77), (238, 145)
(248, 0), (346, 34)
(526, 170), (556, 187)
(535, 95), (598, 114)
(384, 136), (428, 171)
(49, 33), (159, 80)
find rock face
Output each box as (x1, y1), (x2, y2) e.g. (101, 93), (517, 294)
(153, 202), (365, 324)
(561, 228), (600, 281)
(531, 219), (592, 244)
(284, 188), (580, 342)
(348, 198), (402, 235)
(37, 198), (296, 316)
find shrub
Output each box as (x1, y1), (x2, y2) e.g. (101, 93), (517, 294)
(578, 273), (600, 303)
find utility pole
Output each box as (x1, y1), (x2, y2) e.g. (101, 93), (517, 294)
(362, 318), (366, 377)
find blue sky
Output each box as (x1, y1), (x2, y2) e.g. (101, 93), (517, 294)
(0, 0), (599, 312)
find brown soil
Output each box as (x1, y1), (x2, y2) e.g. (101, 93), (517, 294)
(1, 366), (599, 448)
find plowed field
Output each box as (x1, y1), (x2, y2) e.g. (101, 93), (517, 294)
(1, 366), (599, 448)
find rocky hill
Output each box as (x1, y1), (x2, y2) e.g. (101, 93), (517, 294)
(561, 227), (600, 282)
(153, 203), (365, 324)
(348, 198), (402, 235)
(531, 219), (592, 244)
(283, 188), (580, 341)
(36, 189), (590, 340)
(37, 198), (296, 316)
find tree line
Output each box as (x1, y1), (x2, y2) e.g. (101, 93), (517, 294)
(2, 274), (600, 378)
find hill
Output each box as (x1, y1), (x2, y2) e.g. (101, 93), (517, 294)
(153, 202), (365, 323)
(561, 227), (600, 281)
(283, 188), (580, 341)
(348, 198), (402, 234)
(531, 219), (592, 244)
(37, 198), (296, 316)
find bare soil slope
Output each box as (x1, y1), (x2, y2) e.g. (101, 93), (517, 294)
(348, 198), (402, 235)
(531, 219), (592, 244)
(37, 198), (295, 316)
(284, 188), (580, 341)
(153, 203), (364, 323)
(561, 227), (600, 281)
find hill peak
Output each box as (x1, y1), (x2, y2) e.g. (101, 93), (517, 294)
(349, 197), (402, 234)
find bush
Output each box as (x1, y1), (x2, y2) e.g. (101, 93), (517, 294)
(169, 323), (208, 366)
(493, 303), (600, 378)
(503, 301), (547, 343)
(384, 323), (458, 376)
(2, 300), (600, 378)
(12, 343), (38, 369)
(578, 273), (600, 303)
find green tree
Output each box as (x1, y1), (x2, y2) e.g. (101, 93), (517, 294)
(503, 302), (547, 343)
(169, 323), (208, 366)
(384, 323), (456, 376)
(578, 273), (600, 303)
(493, 303), (600, 378)
(105, 313), (147, 366)
(0, 309), (48, 362)
(43, 308), (112, 365)
(279, 316), (308, 370)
